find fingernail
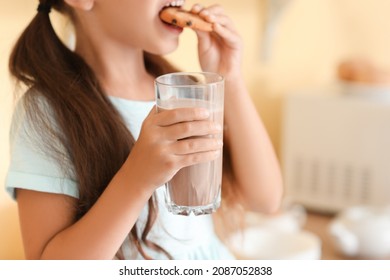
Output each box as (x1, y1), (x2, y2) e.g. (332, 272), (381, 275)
(200, 10), (209, 17)
(192, 4), (202, 12)
(208, 14), (216, 23)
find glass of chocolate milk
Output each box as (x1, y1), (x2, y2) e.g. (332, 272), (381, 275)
(155, 72), (224, 216)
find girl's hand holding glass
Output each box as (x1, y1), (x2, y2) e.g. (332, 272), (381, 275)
(126, 106), (223, 192)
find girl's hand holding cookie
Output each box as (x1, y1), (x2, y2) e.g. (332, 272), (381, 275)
(160, 3), (243, 81)
(190, 4), (243, 81)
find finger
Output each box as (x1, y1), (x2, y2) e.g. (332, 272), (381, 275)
(203, 4), (225, 15)
(155, 107), (210, 126)
(164, 120), (223, 140)
(213, 22), (241, 48)
(173, 137), (223, 155)
(191, 5), (237, 36)
(142, 105), (158, 125)
(190, 4), (225, 24)
(190, 3), (203, 14)
(210, 14), (235, 29)
(147, 105), (157, 116)
(194, 27), (212, 48)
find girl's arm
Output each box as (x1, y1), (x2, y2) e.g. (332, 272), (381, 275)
(17, 168), (152, 260)
(222, 78), (284, 213)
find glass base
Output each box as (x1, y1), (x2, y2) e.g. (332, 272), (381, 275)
(166, 200), (221, 216)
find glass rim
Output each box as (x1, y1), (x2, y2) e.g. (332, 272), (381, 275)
(155, 71), (224, 87)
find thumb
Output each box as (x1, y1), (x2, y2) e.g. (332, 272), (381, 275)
(195, 28), (212, 51)
(147, 105), (158, 116)
(144, 105), (158, 122)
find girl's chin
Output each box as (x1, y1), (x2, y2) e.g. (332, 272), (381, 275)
(149, 43), (179, 56)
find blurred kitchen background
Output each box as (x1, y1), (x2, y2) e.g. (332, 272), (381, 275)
(2, 0), (390, 259)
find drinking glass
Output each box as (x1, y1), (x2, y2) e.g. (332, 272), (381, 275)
(155, 72), (224, 216)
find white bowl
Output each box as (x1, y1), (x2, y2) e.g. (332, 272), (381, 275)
(329, 205), (390, 259)
(228, 227), (322, 260)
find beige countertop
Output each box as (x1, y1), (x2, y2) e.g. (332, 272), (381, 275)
(303, 212), (344, 260)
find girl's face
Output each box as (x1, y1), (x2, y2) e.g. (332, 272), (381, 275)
(90, 0), (186, 55)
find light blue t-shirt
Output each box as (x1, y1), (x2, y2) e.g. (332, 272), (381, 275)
(5, 96), (235, 260)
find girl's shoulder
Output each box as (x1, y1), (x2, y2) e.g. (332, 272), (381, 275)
(6, 88), (78, 200)
(10, 89), (57, 142)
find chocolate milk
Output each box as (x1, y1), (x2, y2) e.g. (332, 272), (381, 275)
(167, 145), (223, 206)
(158, 99), (223, 214)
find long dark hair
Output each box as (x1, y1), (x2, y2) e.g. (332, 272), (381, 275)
(9, 0), (178, 259)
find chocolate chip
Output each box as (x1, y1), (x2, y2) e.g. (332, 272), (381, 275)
(172, 19), (177, 25)
(186, 21), (193, 27)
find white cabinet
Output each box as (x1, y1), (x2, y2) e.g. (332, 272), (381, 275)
(281, 86), (390, 212)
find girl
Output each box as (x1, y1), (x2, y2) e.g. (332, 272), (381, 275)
(6, 0), (283, 259)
